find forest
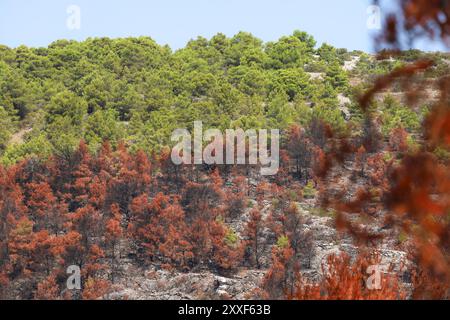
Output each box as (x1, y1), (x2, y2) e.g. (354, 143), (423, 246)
(0, 2), (449, 300)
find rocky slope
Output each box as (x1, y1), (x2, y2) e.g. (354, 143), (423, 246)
(107, 197), (407, 300)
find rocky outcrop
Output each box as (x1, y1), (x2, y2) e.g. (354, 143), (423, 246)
(110, 266), (266, 300)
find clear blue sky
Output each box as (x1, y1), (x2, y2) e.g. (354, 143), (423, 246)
(0, 0), (444, 52)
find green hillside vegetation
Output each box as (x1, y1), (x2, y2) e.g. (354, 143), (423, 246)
(0, 31), (443, 165)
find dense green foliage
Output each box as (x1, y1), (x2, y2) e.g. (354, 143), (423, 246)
(0, 31), (438, 165)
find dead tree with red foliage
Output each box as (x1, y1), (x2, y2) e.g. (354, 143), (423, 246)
(262, 244), (298, 299)
(243, 207), (266, 269)
(389, 127), (409, 153)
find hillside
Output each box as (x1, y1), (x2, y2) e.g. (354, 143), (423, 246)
(0, 31), (449, 300)
(2, 32), (448, 162)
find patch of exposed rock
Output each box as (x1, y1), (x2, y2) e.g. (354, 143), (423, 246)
(110, 265), (266, 300)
